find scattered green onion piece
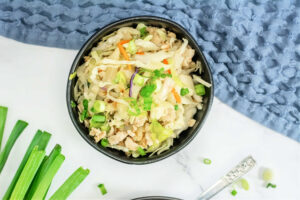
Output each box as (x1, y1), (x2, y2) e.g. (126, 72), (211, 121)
(127, 40), (137, 54)
(143, 97), (152, 111)
(138, 26), (148, 38)
(80, 99), (89, 121)
(70, 101), (76, 108)
(262, 168), (274, 182)
(140, 84), (156, 98)
(101, 139), (109, 147)
(91, 100), (105, 113)
(266, 183), (276, 188)
(91, 114), (106, 123)
(26, 144), (62, 199)
(231, 189), (237, 196)
(180, 88), (189, 96)
(195, 84), (206, 96)
(0, 120), (28, 173)
(31, 154), (65, 200)
(136, 23), (146, 31)
(100, 124), (110, 132)
(114, 71), (127, 85)
(203, 158), (211, 165)
(240, 178), (249, 191)
(69, 72), (77, 80)
(49, 167), (90, 200)
(10, 146), (45, 200)
(98, 184), (107, 195)
(133, 74), (145, 86)
(0, 106), (8, 150)
(137, 147), (146, 156)
(3, 130), (51, 200)
(174, 105), (179, 111)
(89, 121), (103, 129)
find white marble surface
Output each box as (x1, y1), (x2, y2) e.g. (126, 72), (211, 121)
(0, 36), (299, 200)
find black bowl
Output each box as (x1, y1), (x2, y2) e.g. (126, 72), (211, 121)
(66, 16), (214, 164)
(132, 196), (181, 200)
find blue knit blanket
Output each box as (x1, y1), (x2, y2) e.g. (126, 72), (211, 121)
(0, 0), (299, 141)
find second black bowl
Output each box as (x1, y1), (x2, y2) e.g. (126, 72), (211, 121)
(66, 16), (214, 164)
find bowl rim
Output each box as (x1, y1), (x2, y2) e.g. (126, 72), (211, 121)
(66, 15), (214, 165)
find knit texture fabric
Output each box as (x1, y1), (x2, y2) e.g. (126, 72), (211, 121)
(0, 0), (299, 141)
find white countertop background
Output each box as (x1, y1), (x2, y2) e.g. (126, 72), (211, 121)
(0, 36), (299, 200)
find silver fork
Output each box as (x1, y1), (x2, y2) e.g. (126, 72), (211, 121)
(198, 156), (256, 200)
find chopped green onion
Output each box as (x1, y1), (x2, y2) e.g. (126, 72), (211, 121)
(0, 120), (28, 173)
(3, 130), (51, 200)
(80, 99), (89, 121)
(0, 106), (8, 150)
(69, 72), (77, 80)
(114, 71), (127, 85)
(10, 146), (45, 200)
(91, 100), (105, 113)
(180, 88), (189, 96)
(240, 178), (249, 191)
(266, 183), (276, 188)
(127, 40), (137, 54)
(136, 23), (146, 31)
(31, 154), (65, 200)
(26, 144), (62, 199)
(49, 167), (90, 200)
(140, 84), (156, 98)
(70, 101), (76, 108)
(262, 168), (274, 182)
(98, 184), (107, 195)
(231, 189), (237, 196)
(174, 105), (179, 111)
(133, 74), (145, 86)
(195, 84), (206, 96)
(100, 124), (110, 132)
(143, 97), (152, 111)
(101, 139), (109, 147)
(91, 114), (106, 123)
(89, 121), (103, 129)
(137, 147), (146, 156)
(203, 158), (211, 165)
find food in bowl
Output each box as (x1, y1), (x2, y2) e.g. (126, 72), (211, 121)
(71, 23), (211, 157)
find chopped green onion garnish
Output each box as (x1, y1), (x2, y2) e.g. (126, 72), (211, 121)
(143, 97), (152, 111)
(101, 139), (109, 147)
(80, 99), (89, 121)
(262, 168), (274, 182)
(140, 84), (156, 98)
(203, 158), (211, 165)
(70, 101), (76, 108)
(266, 183), (276, 188)
(195, 84), (206, 96)
(174, 105), (179, 111)
(231, 189), (237, 196)
(100, 124), (110, 132)
(49, 167), (90, 200)
(127, 39), (137, 54)
(114, 71), (126, 85)
(91, 114), (106, 123)
(0, 106), (8, 150)
(180, 88), (189, 96)
(240, 178), (249, 191)
(69, 72), (77, 80)
(133, 74), (145, 86)
(137, 147), (146, 156)
(139, 27), (148, 38)
(98, 184), (107, 195)
(0, 120), (28, 173)
(91, 100), (105, 113)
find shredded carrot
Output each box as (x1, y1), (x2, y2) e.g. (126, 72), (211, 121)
(171, 88), (181, 103)
(98, 69), (102, 73)
(136, 52), (144, 55)
(118, 40), (132, 70)
(166, 69), (171, 74)
(162, 59), (169, 64)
